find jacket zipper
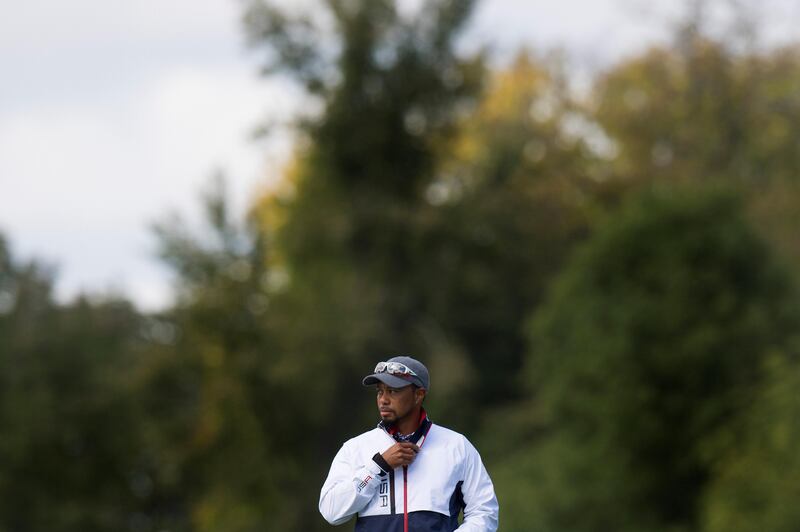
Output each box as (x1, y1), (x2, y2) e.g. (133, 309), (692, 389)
(403, 465), (408, 532)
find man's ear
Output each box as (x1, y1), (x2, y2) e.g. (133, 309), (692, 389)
(416, 388), (426, 404)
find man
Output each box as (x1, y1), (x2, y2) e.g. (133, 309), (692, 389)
(319, 356), (499, 531)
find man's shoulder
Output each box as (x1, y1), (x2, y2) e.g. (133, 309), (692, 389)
(430, 422), (467, 437)
(342, 426), (386, 448)
(428, 424), (487, 466)
(428, 422), (470, 447)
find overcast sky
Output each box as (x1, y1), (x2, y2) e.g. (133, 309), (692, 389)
(2, 0), (797, 311)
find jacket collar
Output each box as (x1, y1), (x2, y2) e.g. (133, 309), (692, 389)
(379, 408), (432, 444)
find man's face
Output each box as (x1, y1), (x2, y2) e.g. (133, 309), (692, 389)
(375, 382), (419, 424)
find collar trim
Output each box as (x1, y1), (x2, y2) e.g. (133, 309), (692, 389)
(379, 408), (432, 444)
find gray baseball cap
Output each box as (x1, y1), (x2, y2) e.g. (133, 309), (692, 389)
(362, 356), (430, 390)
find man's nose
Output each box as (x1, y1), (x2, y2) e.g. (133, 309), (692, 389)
(378, 393), (389, 405)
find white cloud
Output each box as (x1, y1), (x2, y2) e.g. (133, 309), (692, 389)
(0, 16), (297, 311)
(0, 0), (238, 55)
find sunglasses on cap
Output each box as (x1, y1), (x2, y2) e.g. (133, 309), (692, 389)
(374, 361), (418, 377)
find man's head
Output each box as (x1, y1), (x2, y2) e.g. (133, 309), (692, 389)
(363, 356), (429, 426)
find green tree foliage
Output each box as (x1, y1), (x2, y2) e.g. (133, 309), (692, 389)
(245, 1), (596, 430)
(702, 355), (800, 532)
(242, 2), (494, 527)
(416, 52), (596, 410)
(0, 236), (147, 530)
(144, 177), (281, 531)
(591, 29), (800, 263)
(244, 0), (485, 354)
(496, 187), (799, 532)
(247, 0), (482, 412)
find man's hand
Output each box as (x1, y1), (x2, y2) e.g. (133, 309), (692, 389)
(381, 442), (420, 468)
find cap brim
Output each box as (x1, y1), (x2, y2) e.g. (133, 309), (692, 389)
(362, 373), (415, 388)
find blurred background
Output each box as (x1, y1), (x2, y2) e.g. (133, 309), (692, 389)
(2, 0), (800, 530)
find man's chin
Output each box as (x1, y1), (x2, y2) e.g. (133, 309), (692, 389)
(380, 412), (395, 422)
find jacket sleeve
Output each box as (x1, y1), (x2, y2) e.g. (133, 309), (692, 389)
(319, 442), (386, 525)
(455, 438), (499, 532)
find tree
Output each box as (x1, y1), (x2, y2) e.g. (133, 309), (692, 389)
(0, 235), (148, 531)
(498, 186), (798, 532)
(702, 353), (800, 532)
(145, 177), (280, 531)
(242, 3), (488, 528)
(591, 26), (800, 264)
(413, 51), (597, 410)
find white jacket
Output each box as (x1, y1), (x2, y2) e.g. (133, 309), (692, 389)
(319, 416), (499, 531)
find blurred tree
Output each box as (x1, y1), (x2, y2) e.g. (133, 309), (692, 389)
(246, 1), (599, 423)
(0, 235), (147, 531)
(144, 176), (281, 531)
(591, 27), (800, 263)
(421, 51), (598, 413)
(495, 187), (799, 532)
(242, 2), (488, 528)
(244, 0), (484, 350)
(701, 353), (800, 532)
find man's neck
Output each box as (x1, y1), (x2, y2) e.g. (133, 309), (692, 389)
(394, 406), (423, 436)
